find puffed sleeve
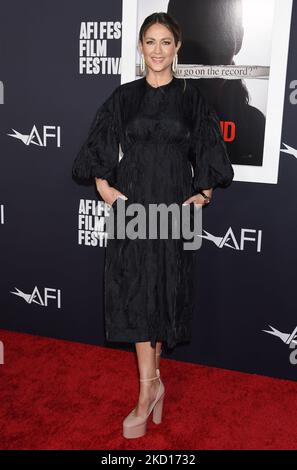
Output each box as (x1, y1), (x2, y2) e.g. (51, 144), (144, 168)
(189, 90), (234, 193)
(72, 86), (121, 186)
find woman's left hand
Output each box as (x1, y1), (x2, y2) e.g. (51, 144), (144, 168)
(183, 188), (213, 206)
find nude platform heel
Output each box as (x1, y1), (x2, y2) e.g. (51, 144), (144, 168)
(122, 373), (165, 439)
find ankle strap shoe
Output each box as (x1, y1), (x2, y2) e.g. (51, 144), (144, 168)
(122, 374), (165, 439)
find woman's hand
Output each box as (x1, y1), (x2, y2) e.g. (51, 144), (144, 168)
(95, 177), (128, 206)
(183, 188), (213, 206)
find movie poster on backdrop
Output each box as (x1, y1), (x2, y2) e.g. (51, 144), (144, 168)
(121, 0), (293, 184)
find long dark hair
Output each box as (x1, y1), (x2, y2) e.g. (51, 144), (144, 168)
(138, 12), (182, 46)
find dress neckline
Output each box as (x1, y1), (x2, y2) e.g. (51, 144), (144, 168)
(144, 75), (176, 90)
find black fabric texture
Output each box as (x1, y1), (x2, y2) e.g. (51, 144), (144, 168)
(72, 76), (234, 350)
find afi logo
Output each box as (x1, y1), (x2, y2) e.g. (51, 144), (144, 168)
(198, 227), (262, 252)
(263, 325), (297, 345)
(263, 324), (297, 365)
(280, 143), (297, 159)
(7, 125), (61, 147)
(10, 286), (61, 308)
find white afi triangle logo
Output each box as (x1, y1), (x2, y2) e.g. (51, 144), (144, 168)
(7, 125), (61, 147)
(10, 286), (61, 308)
(262, 325), (297, 345)
(280, 143), (297, 159)
(198, 227), (262, 251)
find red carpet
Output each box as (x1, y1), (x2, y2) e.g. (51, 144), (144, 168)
(0, 328), (297, 450)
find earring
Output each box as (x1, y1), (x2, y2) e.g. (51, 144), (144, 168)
(140, 53), (146, 75)
(172, 54), (178, 73)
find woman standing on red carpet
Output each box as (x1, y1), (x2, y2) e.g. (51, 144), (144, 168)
(72, 12), (234, 439)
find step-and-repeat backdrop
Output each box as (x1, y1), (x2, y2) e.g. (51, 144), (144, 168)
(1, 0), (297, 381)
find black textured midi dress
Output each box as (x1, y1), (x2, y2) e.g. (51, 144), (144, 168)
(72, 76), (234, 350)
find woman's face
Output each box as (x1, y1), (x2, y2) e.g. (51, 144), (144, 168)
(139, 23), (181, 74)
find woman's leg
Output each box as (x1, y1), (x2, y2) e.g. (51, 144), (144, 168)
(156, 341), (162, 371)
(134, 341), (160, 416)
